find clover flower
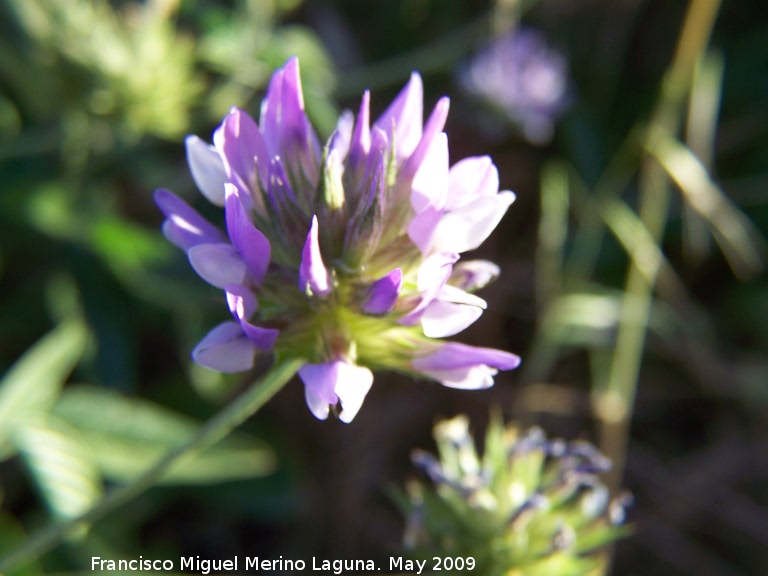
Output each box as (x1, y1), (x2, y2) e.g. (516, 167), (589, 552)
(460, 28), (570, 144)
(156, 58), (520, 422)
(400, 415), (631, 576)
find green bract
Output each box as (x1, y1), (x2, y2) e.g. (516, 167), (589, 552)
(400, 415), (631, 576)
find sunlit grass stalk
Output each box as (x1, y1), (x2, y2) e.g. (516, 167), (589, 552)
(598, 0), (723, 495)
(536, 161), (570, 311)
(0, 357), (304, 574)
(564, 128), (645, 286)
(683, 51), (723, 263)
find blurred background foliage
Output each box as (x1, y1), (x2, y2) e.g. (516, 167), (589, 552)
(0, 0), (766, 574)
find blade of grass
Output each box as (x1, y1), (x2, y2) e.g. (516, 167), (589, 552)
(600, 0), (723, 503)
(536, 161), (570, 311)
(682, 50), (723, 263)
(646, 126), (766, 279)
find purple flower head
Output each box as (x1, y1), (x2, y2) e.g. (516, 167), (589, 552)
(156, 57), (520, 422)
(460, 28), (571, 144)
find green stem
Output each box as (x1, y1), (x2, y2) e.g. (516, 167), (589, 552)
(0, 357), (304, 574)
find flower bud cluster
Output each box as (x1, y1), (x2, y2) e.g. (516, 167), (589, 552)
(401, 415), (631, 575)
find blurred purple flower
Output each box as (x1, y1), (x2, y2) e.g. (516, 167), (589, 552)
(156, 58), (520, 422)
(460, 28), (570, 144)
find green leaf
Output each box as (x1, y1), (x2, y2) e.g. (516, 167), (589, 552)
(0, 319), (88, 459)
(53, 386), (276, 484)
(14, 416), (103, 520)
(0, 511), (44, 576)
(89, 216), (173, 271)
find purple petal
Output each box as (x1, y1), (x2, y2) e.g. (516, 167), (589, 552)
(299, 215), (331, 297)
(363, 268), (403, 314)
(412, 342), (520, 390)
(185, 136), (227, 206)
(262, 59), (298, 153)
(329, 110), (354, 159)
(225, 285), (279, 350)
(298, 362), (340, 406)
(450, 260), (500, 291)
(373, 72), (423, 161)
(240, 320), (279, 351)
(400, 97), (450, 183)
(188, 243), (247, 288)
(446, 156), (499, 210)
(226, 284), (258, 320)
(154, 189), (226, 251)
(399, 252), (458, 325)
(298, 360), (373, 423)
(361, 127), (389, 194)
(348, 90), (371, 173)
(260, 58), (320, 165)
(304, 387), (331, 420)
(192, 321), (256, 373)
(260, 65), (284, 153)
(224, 184), (271, 285)
(413, 342), (521, 372)
(214, 108), (269, 205)
(266, 156), (298, 210)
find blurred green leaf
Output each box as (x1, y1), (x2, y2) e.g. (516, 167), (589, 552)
(0, 319), (88, 460)
(4, 0), (202, 141)
(540, 293), (622, 347)
(53, 385), (276, 484)
(0, 92), (21, 135)
(14, 416), (103, 520)
(24, 182), (85, 241)
(89, 216), (173, 270)
(536, 162), (570, 310)
(0, 511), (44, 576)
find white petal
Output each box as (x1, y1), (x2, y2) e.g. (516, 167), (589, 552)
(334, 364), (374, 423)
(186, 135), (227, 206)
(417, 252), (458, 292)
(421, 299), (484, 338)
(188, 243), (247, 288)
(400, 252), (459, 326)
(411, 132), (449, 213)
(438, 284), (487, 308)
(446, 156), (498, 210)
(424, 365), (498, 389)
(407, 203), (443, 255)
(226, 285), (258, 320)
(431, 191), (515, 253)
(304, 387), (330, 420)
(299, 215), (331, 297)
